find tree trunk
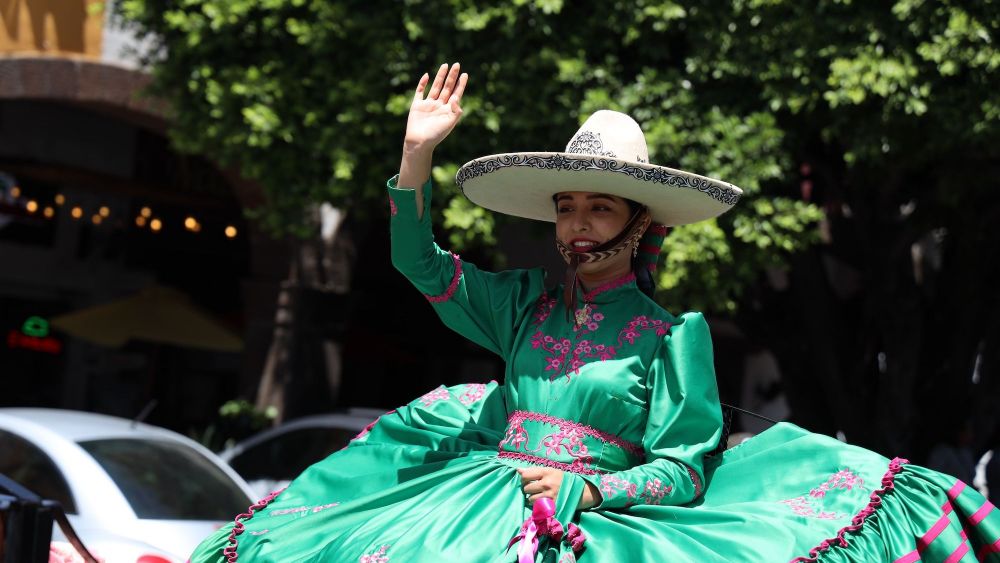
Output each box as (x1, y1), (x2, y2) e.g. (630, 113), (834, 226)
(255, 204), (355, 422)
(255, 258), (298, 423)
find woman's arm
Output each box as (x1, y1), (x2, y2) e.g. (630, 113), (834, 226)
(389, 65), (544, 359)
(581, 312), (724, 509)
(398, 63), (468, 219)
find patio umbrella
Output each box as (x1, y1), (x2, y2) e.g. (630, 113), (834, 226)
(49, 286), (243, 352)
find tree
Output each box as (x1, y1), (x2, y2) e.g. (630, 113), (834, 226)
(678, 0), (1000, 458)
(116, 0), (999, 457)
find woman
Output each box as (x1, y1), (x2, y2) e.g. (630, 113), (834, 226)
(191, 64), (999, 562)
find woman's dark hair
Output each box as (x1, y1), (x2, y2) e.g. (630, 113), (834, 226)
(625, 199), (656, 299)
(625, 199), (642, 216)
(633, 256), (656, 299)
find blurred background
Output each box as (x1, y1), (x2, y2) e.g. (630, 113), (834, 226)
(1, 0), (998, 473)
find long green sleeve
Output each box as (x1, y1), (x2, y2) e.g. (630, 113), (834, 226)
(582, 312), (723, 509)
(387, 175), (545, 360)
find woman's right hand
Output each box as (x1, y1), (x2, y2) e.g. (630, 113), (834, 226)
(403, 62), (468, 154)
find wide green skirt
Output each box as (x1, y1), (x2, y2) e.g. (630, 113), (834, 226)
(190, 383), (1000, 562)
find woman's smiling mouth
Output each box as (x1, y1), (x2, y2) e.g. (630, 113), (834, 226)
(570, 238), (600, 250)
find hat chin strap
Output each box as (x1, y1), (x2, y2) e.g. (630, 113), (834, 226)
(556, 208), (652, 317)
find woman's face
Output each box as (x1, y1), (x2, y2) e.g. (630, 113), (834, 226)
(554, 191), (633, 275)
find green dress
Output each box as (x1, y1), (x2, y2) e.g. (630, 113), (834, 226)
(190, 178), (1000, 562)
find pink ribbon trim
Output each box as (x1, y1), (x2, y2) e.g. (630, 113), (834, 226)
(424, 252), (462, 303)
(582, 272), (636, 301)
(223, 488), (285, 562)
(506, 498), (586, 562)
(507, 498), (564, 563)
(684, 464), (703, 498)
(565, 523), (587, 553)
(790, 457), (908, 563)
(893, 478), (997, 563)
(498, 451), (601, 475)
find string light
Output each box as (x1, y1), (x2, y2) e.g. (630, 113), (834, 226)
(4, 190), (239, 239)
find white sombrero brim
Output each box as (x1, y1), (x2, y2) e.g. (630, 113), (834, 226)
(456, 152), (743, 226)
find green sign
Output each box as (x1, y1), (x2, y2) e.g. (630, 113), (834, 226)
(21, 316), (49, 338)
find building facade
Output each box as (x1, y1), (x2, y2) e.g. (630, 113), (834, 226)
(0, 1), (271, 431)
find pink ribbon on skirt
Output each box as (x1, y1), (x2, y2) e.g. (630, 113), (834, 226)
(506, 498), (565, 563)
(564, 523), (586, 553)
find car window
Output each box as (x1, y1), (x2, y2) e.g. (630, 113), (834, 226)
(0, 428), (77, 513)
(78, 438), (250, 520)
(230, 427), (358, 481)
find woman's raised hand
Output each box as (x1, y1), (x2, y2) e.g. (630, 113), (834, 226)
(397, 63), (467, 211)
(404, 63), (468, 153)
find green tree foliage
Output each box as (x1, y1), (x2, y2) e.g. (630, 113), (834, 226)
(113, 0), (998, 299)
(118, 0), (1000, 453)
(114, 0), (822, 311)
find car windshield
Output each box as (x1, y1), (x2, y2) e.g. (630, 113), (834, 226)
(78, 438), (250, 520)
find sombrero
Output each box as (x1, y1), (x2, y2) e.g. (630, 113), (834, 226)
(456, 110), (743, 226)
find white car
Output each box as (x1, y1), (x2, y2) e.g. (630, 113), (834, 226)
(220, 408), (382, 498)
(0, 408), (256, 563)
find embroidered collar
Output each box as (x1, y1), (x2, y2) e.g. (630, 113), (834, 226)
(578, 272), (637, 303)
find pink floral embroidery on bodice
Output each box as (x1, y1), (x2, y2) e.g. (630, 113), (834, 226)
(574, 310), (605, 335)
(536, 427), (589, 458)
(532, 293), (557, 327)
(499, 419), (529, 450)
(498, 413), (624, 474)
(617, 316), (670, 344)
(532, 427), (594, 473)
(530, 307), (671, 380)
